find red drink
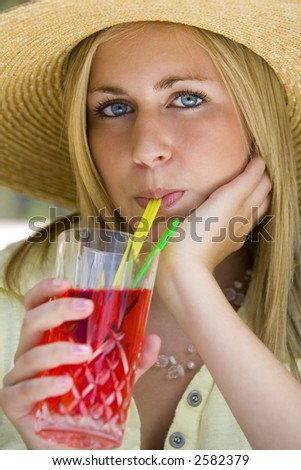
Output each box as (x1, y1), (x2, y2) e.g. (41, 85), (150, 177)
(35, 288), (151, 449)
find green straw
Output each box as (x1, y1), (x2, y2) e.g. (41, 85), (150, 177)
(112, 198), (161, 288)
(131, 217), (180, 289)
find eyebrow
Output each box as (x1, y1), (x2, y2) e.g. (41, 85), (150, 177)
(154, 75), (215, 90)
(88, 75), (216, 95)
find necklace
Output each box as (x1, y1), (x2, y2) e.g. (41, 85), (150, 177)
(153, 268), (252, 379)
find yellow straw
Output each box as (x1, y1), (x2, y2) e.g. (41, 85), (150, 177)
(112, 198), (161, 287)
(100, 271), (105, 288)
(111, 240), (132, 288)
(131, 217), (180, 288)
(131, 198), (161, 259)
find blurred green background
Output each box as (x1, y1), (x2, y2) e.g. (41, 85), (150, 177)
(0, 0), (68, 220)
(1, 0), (26, 10)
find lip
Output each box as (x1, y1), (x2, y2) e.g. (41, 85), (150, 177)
(135, 189), (185, 210)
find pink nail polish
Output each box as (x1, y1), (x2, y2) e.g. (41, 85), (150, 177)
(55, 376), (71, 387)
(52, 279), (68, 288)
(72, 344), (91, 355)
(72, 299), (91, 310)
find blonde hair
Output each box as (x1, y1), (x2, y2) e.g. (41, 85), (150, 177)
(5, 22), (301, 377)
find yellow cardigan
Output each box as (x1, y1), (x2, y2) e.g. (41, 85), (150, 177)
(0, 242), (251, 450)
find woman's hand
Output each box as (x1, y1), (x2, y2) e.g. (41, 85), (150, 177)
(160, 154), (272, 274)
(0, 278), (93, 448)
(0, 278), (160, 449)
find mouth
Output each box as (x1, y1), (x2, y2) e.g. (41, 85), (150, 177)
(135, 189), (185, 210)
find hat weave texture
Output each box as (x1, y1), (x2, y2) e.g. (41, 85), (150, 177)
(0, 0), (300, 208)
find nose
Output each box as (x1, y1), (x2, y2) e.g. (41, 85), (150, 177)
(131, 112), (172, 168)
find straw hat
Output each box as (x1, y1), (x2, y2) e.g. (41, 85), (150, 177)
(0, 0), (300, 209)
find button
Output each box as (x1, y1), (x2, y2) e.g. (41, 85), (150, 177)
(169, 432), (185, 448)
(187, 390), (202, 407)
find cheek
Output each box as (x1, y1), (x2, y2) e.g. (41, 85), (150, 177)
(179, 109), (247, 163)
(88, 127), (122, 176)
(86, 128), (119, 201)
(175, 111), (248, 194)
(87, 128), (136, 216)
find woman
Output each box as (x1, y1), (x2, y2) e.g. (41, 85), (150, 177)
(0, 0), (301, 450)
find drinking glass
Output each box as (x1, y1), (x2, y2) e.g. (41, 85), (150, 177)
(35, 227), (159, 449)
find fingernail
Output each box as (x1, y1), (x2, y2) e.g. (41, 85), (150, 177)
(52, 279), (68, 289)
(71, 344), (91, 355)
(72, 298), (91, 310)
(55, 376), (72, 387)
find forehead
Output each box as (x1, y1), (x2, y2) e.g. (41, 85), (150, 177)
(89, 23), (221, 83)
(99, 22), (199, 47)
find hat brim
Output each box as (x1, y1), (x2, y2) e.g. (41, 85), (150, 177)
(1, 0), (300, 208)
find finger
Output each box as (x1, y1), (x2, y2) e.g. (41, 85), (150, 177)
(16, 297), (94, 359)
(135, 334), (161, 382)
(5, 342), (92, 386)
(213, 155), (267, 204)
(234, 170), (272, 233)
(231, 195), (272, 242)
(243, 170), (272, 212)
(251, 195), (273, 229)
(218, 166), (272, 240)
(243, 155), (268, 191)
(24, 278), (71, 311)
(241, 165), (272, 228)
(0, 376), (73, 421)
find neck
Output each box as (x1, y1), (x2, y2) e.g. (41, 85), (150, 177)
(214, 246), (253, 293)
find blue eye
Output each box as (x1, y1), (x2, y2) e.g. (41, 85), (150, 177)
(103, 102), (130, 117)
(94, 101), (132, 118)
(173, 92), (207, 108)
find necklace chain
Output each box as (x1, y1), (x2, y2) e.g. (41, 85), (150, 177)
(153, 268), (252, 379)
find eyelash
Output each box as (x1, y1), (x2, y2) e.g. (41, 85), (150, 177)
(93, 89), (208, 118)
(93, 97), (131, 118)
(174, 89), (208, 107)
